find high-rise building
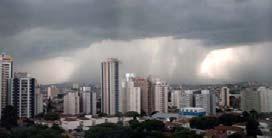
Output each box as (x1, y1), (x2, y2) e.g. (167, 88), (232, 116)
(0, 53), (13, 117)
(80, 91), (97, 115)
(241, 87), (272, 112)
(219, 87), (230, 108)
(9, 73), (40, 118)
(101, 58), (120, 115)
(170, 90), (182, 109)
(152, 79), (168, 113)
(134, 77), (152, 114)
(180, 90), (194, 108)
(47, 85), (60, 99)
(119, 73), (141, 114)
(195, 90), (216, 115)
(63, 92), (80, 115)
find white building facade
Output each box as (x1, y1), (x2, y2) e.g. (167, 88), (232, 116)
(120, 73), (141, 114)
(153, 79), (168, 113)
(195, 90), (216, 115)
(63, 92), (80, 115)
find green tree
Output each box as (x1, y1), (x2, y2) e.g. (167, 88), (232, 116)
(0, 128), (10, 138)
(219, 114), (241, 126)
(85, 123), (133, 138)
(249, 109), (258, 120)
(1, 105), (17, 129)
(246, 118), (262, 137)
(125, 111), (140, 119)
(141, 120), (165, 131)
(10, 125), (63, 138)
(190, 116), (219, 130)
(173, 127), (202, 138)
(44, 112), (60, 121)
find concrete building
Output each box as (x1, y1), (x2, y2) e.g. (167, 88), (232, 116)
(0, 53), (13, 118)
(80, 91), (97, 115)
(35, 85), (43, 115)
(134, 77), (152, 115)
(9, 73), (39, 118)
(101, 58), (120, 115)
(220, 87), (230, 107)
(63, 92), (80, 115)
(170, 90), (182, 109)
(119, 73), (141, 114)
(47, 85), (59, 99)
(152, 79), (168, 113)
(180, 90), (194, 108)
(179, 107), (206, 118)
(259, 87), (272, 113)
(195, 90), (216, 115)
(241, 87), (272, 112)
(241, 87), (261, 112)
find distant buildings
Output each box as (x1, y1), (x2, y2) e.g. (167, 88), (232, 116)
(63, 92), (80, 115)
(219, 87), (230, 107)
(47, 85), (60, 99)
(195, 90), (216, 115)
(179, 107), (206, 118)
(0, 53), (13, 118)
(180, 90), (194, 108)
(79, 91), (97, 115)
(101, 58), (120, 115)
(241, 86), (272, 112)
(170, 90), (182, 109)
(119, 73), (141, 114)
(9, 72), (42, 118)
(152, 79), (169, 113)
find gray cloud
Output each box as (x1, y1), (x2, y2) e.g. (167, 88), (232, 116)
(0, 0), (271, 84)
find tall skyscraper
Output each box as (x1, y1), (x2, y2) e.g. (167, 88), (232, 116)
(35, 85), (44, 115)
(101, 58), (120, 115)
(80, 91), (97, 115)
(120, 73), (141, 114)
(152, 79), (169, 113)
(63, 92), (80, 115)
(219, 87), (230, 108)
(9, 73), (39, 118)
(0, 53), (13, 117)
(195, 90), (216, 115)
(180, 90), (194, 108)
(134, 77), (152, 114)
(170, 90), (182, 109)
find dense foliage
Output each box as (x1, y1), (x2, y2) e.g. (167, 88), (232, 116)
(0, 105), (18, 129)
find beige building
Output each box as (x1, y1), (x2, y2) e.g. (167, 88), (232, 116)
(119, 73), (141, 114)
(63, 92), (80, 115)
(152, 79), (169, 113)
(101, 58), (120, 115)
(134, 77), (153, 114)
(0, 53), (13, 118)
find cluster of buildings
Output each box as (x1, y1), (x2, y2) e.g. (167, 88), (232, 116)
(101, 58), (171, 115)
(0, 53), (43, 118)
(62, 87), (97, 115)
(2, 54), (272, 122)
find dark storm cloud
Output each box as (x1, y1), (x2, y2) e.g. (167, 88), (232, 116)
(0, 0), (271, 83)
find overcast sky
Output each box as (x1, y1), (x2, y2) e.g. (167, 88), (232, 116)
(0, 0), (271, 84)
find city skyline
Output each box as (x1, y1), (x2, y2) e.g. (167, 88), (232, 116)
(0, 0), (271, 84)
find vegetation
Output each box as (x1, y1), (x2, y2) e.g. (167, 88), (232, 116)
(44, 112), (60, 121)
(190, 116), (219, 130)
(85, 120), (167, 138)
(173, 127), (202, 138)
(0, 105), (17, 129)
